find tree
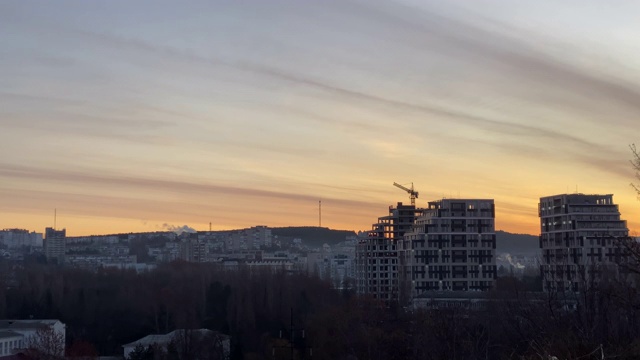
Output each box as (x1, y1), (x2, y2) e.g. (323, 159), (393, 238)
(624, 144), (640, 274)
(632, 144), (640, 198)
(171, 330), (228, 360)
(66, 339), (98, 360)
(126, 344), (155, 360)
(25, 326), (65, 360)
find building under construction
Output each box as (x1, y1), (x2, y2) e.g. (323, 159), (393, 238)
(355, 202), (423, 302)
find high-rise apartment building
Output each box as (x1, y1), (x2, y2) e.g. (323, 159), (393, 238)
(355, 203), (423, 302)
(539, 194), (632, 292)
(399, 199), (497, 299)
(0, 229), (43, 248)
(179, 238), (207, 263)
(44, 227), (66, 264)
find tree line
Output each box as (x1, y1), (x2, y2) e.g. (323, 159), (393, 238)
(0, 261), (347, 358)
(2, 259), (640, 359)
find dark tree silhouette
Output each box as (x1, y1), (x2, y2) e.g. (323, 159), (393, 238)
(632, 144), (640, 198)
(67, 339), (98, 360)
(5, 257), (640, 359)
(126, 344), (154, 360)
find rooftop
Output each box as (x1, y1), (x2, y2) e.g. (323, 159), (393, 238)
(0, 330), (23, 339)
(123, 329), (228, 348)
(0, 320), (62, 330)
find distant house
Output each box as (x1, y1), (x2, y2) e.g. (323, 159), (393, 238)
(122, 329), (230, 360)
(0, 319), (65, 358)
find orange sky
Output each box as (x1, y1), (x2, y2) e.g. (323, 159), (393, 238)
(1, 1), (639, 236)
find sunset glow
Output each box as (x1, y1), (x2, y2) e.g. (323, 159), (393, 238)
(1, 0), (639, 236)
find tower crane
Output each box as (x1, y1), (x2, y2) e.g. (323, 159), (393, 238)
(393, 182), (418, 206)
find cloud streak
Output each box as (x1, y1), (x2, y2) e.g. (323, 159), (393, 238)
(0, 163), (383, 210)
(25, 3), (636, 144)
(1, 0), (639, 235)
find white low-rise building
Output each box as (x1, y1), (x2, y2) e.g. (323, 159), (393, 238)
(0, 331), (24, 358)
(123, 329), (230, 360)
(0, 319), (65, 358)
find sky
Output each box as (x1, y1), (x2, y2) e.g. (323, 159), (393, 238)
(1, 0), (639, 236)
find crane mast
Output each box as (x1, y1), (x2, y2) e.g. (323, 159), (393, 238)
(393, 182), (419, 206)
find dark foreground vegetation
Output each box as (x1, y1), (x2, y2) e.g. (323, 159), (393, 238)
(1, 261), (640, 359)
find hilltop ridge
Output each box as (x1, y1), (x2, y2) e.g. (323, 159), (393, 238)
(269, 226), (539, 255)
(270, 226), (357, 248)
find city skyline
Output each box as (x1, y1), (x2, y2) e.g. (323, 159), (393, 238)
(2, 0), (640, 236)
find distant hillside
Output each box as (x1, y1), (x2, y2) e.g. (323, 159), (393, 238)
(270, 227), (538, 254)
(496, 230), (539, 255)
(270, 227), (356, 248)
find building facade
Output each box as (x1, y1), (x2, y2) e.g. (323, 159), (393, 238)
(44, 228), (66, 264)
(179, 237), (207, 263)
(0, 229), (42, 249)
(539, 194), (632, 292)
(356, 203), (423, 302)
(317, 253), (356, 289)
(0, 331), (24, 358)
(399, 199), (497, 299)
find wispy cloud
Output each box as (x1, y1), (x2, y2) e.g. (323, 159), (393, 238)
(20, 2), (637, 142)
(1, 0), (639, 234)
(0, 163), (383, 209)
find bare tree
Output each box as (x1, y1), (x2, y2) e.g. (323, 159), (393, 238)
(167, 329), (228, 360)
(622, 144), (640, 278)
(126, 344), (155, 360)
(25, 326), (65, 360)
(197, 332), (228, 360)
(632, 144), (640, 198)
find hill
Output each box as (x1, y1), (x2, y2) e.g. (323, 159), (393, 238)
(270, 227), (538, 255)
(495, 230), (539, 255)
(270, 227), (356, 248)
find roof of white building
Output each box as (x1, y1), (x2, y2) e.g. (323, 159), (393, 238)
(122, 334), (171, 348)
(0, 320), (62, 330)
(0, 330), (24, 339)
(122, 329), (228, 348)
